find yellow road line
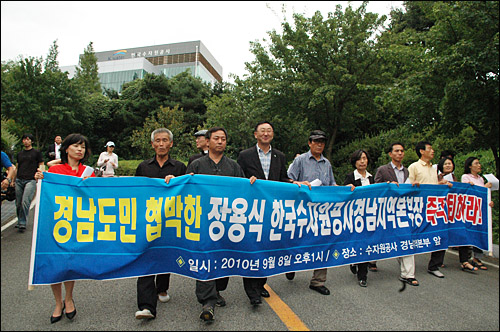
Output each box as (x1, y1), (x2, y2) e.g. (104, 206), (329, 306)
(263, 284), (310, 331)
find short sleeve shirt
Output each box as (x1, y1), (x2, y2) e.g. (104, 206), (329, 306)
(287, 150), (336, 186)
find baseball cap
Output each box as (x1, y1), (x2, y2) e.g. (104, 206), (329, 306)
(105, 141), (115, 147)
(194, 130), (207, 137)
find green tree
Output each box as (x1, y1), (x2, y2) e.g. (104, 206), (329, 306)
(1, 43), (84, 150)
(74, 41), (101, 94)
(385, 1), (499, 177)
(44, 40), (60, 73)
(243, 1), (394, 160)
(130, 105), (189, 161)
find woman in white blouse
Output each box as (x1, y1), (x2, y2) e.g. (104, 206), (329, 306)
(97, 141), (118, 177)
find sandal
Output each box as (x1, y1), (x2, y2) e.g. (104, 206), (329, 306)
(461, 261), (478, 273)
(472, 258), (487, 270)
(399, 276), (419, 286)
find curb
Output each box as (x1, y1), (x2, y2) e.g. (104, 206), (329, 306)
(493, 244), (499, 259)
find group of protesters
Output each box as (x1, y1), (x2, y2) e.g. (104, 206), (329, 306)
(2, 121), (493, 324)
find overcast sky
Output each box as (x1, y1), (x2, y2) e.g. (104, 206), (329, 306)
(1, 1), (403, 83)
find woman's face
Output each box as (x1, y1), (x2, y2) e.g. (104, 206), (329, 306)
(442, 159), (454, 174)
(355, 152), (368, 172)
(66, 142), (86, 162)
(470, 159), (481, 174)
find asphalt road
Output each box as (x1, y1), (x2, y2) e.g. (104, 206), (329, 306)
(1, 204), (499, 331)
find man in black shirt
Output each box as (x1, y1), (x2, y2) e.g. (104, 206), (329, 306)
(134, 128), (187, 320)
(15, 133), (44, 232)
(186, 127), (245, 322)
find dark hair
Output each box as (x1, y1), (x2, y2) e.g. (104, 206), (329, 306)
(437, 157), (455, 174)
(206, 127), (227, 140)
(387, 142), (404, 154)
(60, 133), (91, 164)
(350, 149), (371, 168)
(21, 133), (34, 141)
(415, 141), (431, 158)
(254, 121), (274, 132)
(440, 150), (455, 159)
(463, 156), (478, 175)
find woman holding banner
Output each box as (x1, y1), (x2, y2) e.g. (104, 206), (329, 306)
(461, 156), (494, 271)
(34, 133), (95, 323)
(343, 149), (375, 287)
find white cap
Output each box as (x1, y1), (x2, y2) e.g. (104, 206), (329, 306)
(105, 141), (115, 147)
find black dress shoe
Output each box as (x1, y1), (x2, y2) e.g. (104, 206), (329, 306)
(309, 285), (330, 295)
(65, 300), (76, 319)
(285, 272), (295, 280)
(250, 298), (262, 306)
(51, 303), (65, 324)
(260, 289), (270, 298)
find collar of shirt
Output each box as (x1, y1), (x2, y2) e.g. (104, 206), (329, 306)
(354, 169), (372, 181)
(306, 150), (325, 163)
(391, 161), (404, 171)
(256, 144), (272, 155)
(148, 156), (174, 167)
(417, 159), (432, 167)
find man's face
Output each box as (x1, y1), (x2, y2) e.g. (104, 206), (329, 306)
(389, 144), (404, 163)
(22, 137), (32, 148)
(308, 138), (325, 156)
(55, 136), (62, 144)
(151, 132), (173, 157)
(254, 123), (274, 146)
(421, 144), (434, 161)
(208, 130), (227, 153)
(196, 135), (208, 150)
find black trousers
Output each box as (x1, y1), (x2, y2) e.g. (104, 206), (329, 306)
(195, 277), (229, 307)
(137, 273), (170, 316)
(242, 277), (267, 300)
(459, 246), (472, 263)
(356, 262), (368, 281)
(427, 250), (446, 271)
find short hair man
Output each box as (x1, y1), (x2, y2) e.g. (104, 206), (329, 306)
(46, 135), (62, 162)
(286, 130), (336, 296)
(237, 121), (308, 306)
(186, 126), (245, 322)
(408, 141), (452, 279)
(134, 128), (187, 320)
(15, 133), (44, 232)
(374, 142), (419, 286)
(187, 129), (209, 166)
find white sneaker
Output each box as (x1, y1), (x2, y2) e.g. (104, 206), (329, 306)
(158, 292), (170, 303)
(135, 308), (154, 319)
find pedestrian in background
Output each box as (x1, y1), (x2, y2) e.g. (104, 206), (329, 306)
(15, 133), (44, 232)
(97, 141), (118, 177)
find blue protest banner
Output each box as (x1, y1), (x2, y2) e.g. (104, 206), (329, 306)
(29, 172), (491, 285)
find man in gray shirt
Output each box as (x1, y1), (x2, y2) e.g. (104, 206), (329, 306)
(286, 130), (336, 296)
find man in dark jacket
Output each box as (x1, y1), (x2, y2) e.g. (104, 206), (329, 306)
(237, 121), (300, 306)
(374, 142), (419, 286)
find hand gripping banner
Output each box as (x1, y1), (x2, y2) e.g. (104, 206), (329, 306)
(29, 172), (491, 285)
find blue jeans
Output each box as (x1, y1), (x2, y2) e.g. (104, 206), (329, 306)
(15, 179), (37, 227)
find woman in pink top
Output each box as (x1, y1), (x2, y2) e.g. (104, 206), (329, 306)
(35, 133), (95, 323)
(461, 156), (494, 271)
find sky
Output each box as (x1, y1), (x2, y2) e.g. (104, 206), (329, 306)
(1, 1), (403, 83)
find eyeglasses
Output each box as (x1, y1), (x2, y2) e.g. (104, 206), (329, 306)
(257, 129), (273, 133)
